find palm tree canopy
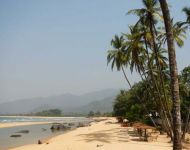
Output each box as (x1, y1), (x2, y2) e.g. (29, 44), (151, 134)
(107, 35), (128, 71)
(183, 7), (190, 23)
(158, 21), (188, 47)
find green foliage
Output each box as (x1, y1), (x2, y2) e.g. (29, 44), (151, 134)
(35, 109), (62, 117)
(113, 66), (190, 124)
(179, 66), (190, 121)
(88, 111), (95, 117)
(113, 86), (149, 123)
(126, 104), (142, 121)
(107, 0), (190, 145)
(102, 112), (113, 117)
(183, 7), (190, 23)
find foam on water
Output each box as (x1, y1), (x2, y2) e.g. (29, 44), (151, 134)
(0, 116), (85, 123)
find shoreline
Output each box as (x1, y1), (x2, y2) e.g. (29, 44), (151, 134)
(0, 116), (92, 150)
(0, 116), (77, 118)
(0, 122), (51, 128)
(0, 116), (90, 128)
(10, 117), (175, 150)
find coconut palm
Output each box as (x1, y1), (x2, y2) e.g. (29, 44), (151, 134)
(107, 33), (158, 127)
(123, 25), (147, 74)
(128, 0), (173, 138)
(159, 0), (182, 149)
(107, 35), (132, 88)
(158, 21), (188, 48)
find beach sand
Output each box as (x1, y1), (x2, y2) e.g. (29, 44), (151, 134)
(10, 117), (176, 150)
(0, 122), (50, 128)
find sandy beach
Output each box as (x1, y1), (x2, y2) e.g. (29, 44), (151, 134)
(0, 122), (50, 128)
(10, 117), (176, 150)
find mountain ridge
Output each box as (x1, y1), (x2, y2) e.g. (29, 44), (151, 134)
(0, 89), (119, 114)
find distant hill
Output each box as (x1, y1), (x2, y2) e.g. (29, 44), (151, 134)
(0, 89), (118, 115)
(74, 96), (115, 114)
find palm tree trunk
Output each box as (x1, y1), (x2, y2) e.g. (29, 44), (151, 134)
(121, 66), (132, 88)
(143, 33), (173, 138)
(141, 67), (172, 136)
(159, 0), (182, 149)
(121, 66), (157, 127)
(149, 21), (173, 137)
(152, 23), (173, 126)
(139, 70), (158, 126)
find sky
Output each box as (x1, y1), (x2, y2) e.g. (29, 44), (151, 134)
(0, 0), (190, 103)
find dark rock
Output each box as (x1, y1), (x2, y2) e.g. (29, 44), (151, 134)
(16, 130), (29, 134)
(57, 125), (60, 130)
(38, 140), (42, 144)
(51, 123), (72, 131)
(10, 134), (22, 138)
(66, 126), (71, 129)
(68, 123), (74, 126)
(77, 123), (85, 127)
(50, 126), (55, 130)
(97, 144), (103, 147)
(42, 128), (47, 131)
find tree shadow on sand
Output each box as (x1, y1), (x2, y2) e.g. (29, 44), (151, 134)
(77, 128), (129, 143)
(78, 132), (111, 143)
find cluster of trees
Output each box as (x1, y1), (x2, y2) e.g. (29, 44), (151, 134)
(113, 66), (190, 128)
(87, 111), (112, 117)
(107, 0), (190, 149)
(35, 109), (62, 117)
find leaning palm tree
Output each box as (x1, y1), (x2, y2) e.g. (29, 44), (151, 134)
(128, 0), (173, 138)
(107, 35), (132, 88)
(159, 0), (182, 149)
(107, 34), (157, 127)
(123, 25), (147, 74)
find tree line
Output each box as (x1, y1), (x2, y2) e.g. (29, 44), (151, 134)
(107, 0), (190, 149)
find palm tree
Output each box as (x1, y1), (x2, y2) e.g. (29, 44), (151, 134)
(183, 7), (190, 23)
(123, 25), (147, 74)
(159, 0), (182, 149)
(128, 0), (173, 138)
(107, 35), (132, 88)
(158, 21), (187, 48)
(107, 34), (157, 127)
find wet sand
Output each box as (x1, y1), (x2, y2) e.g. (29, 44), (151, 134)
(0, 122), (50, 128)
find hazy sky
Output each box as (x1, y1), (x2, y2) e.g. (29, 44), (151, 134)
(0, 0), (190, 102)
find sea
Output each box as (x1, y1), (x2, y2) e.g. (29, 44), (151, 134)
(0, 116), (92, 150)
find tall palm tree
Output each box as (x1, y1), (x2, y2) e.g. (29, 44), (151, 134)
(107, 35), (132, 88)
(107, 34), (157, 127)
(159, 0), (182, 149)
(128, 0), (173, 138)
(123, 25), (147, 74)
